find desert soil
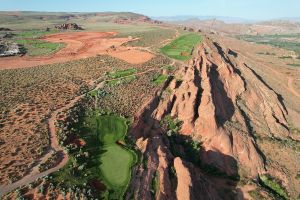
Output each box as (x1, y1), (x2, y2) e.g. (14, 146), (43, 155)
(0, 67), (160, 196)
(0, 32), (154, 69)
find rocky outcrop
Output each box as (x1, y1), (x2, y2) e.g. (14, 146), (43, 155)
(54, 23), (83, 30)
(174, 157), (192, 200)
(154, 37), (289, 177)
(126, 36), (290, 199)
(0, 42), (23, 57)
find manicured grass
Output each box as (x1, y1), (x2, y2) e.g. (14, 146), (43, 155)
(86, 114), (137, 196)
(93, 115), (128, 144)
(99, 145), (134, 187)
(161, 33), (202, 60)
(16, 39), (64, 56)
(107, 68), (137, 79)
(15, 30), (59, 39)
(52, 111), (137, 199)
(8, 30), (65, 56)
(106, 75), (137, 86)
(152, 74), (169, 85)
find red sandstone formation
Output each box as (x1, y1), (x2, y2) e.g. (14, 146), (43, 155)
(126, 36), (290, 200)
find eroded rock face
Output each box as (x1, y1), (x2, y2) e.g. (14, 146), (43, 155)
(154, 38), (289, 178)
(174, 157), (192, 200)
(126, 36), (290, 199)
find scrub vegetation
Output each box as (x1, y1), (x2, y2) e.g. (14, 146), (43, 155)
(259, 174), (289, 200)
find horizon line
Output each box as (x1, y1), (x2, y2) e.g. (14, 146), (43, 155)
(1, 10), (300, 21)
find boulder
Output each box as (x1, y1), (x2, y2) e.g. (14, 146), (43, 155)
(0, 42), (23, 57)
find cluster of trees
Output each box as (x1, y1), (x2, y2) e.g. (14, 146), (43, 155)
(56, 103), (86, 148)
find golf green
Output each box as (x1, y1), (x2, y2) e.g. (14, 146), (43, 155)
(161, 33), (202, 60)
(95, 115), (136, 188)
(99, 145), (134, 187)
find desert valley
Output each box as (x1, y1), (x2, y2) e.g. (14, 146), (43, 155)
(0, 6), (299, 200)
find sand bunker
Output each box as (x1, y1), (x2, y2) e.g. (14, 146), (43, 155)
(0, 32), (154, 69)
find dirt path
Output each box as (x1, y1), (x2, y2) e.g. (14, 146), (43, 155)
(0, 68), (158, 197)
(0, 32), (153, 69)
(0, 95), (82, 195)
(159, 29), (180, 46)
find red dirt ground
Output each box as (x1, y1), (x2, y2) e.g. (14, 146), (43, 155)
(108, 47), (154, 64)
(0, 32), (154, 69)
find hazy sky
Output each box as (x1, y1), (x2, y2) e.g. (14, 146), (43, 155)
(0, 0), (299, 20)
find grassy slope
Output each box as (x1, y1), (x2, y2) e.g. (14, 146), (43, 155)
(161, 33), (202, 60)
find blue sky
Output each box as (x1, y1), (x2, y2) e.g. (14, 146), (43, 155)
(0, 0), (299, 20)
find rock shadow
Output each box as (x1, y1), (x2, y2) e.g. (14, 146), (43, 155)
(209, 64), (235, 126)
(130, 114), (244, 200)
(168, 133), (242, 200)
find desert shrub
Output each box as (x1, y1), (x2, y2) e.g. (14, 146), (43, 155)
(259, 174), (289, 200)
(150, 171), (160, 197)
(161, 115), (201, 165)
(296, 172), (300, 180)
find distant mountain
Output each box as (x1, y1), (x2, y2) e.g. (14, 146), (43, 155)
(273, 17), (300, 23)
(152, 15), (256, 24)
(153, 15), (300, 25)
(166, 17), (300, 35)
(0, 11), (161, 27)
